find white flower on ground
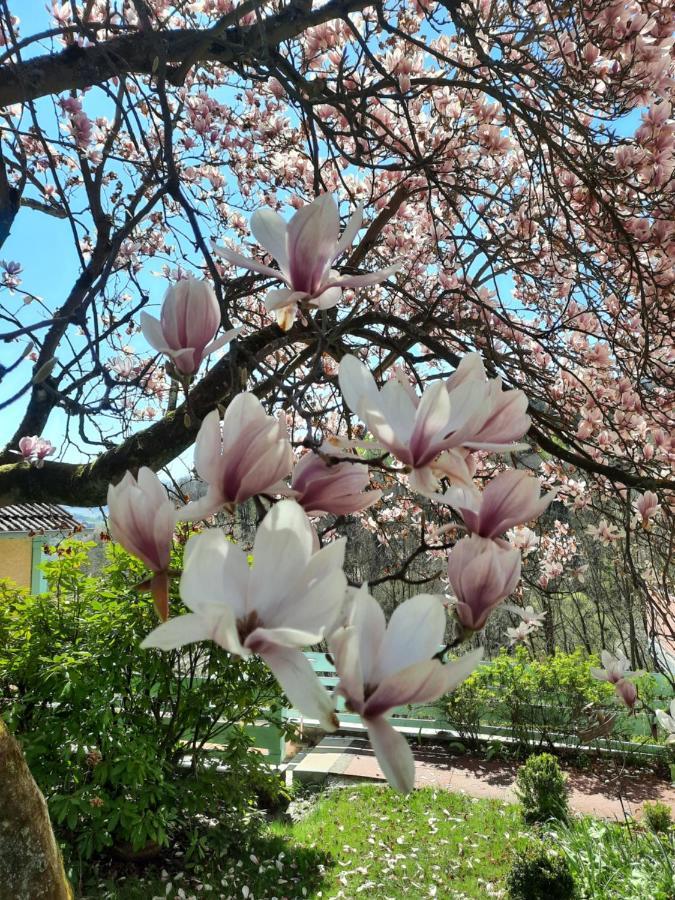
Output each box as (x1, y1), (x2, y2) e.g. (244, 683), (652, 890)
(142, 500), (346, 731)
(329, 585), (482, 792)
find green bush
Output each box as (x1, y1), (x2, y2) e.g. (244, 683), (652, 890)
(0, 538), (284, 863)
(441, 647), (666, 756)
(643, 801), (673, 835)
(506, 841), (577, 899)
(515, 753), (569, 824)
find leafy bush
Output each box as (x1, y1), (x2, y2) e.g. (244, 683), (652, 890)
(506, 841), (577, 899)
(442, 648), (666, 756)
(0, 538), (285, 862)
(643, 801), (673, 835)
(515, 753), (568, 824)
(551, 817), (675, 900)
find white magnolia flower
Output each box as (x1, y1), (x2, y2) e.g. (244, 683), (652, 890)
(142, 500), (347, 731)
(329, 585), (482, 792)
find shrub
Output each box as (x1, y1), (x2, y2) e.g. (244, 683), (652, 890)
(441, 648), (666, 757)
(506, 841), (577, 899)
(552, 817), (675, 900)
(0, 538), (284, 862)
(643, 801), (673, 835)
(515, 753), (569, 824)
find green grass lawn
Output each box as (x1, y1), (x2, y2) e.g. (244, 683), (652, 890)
(80, 786), (530, 899)
(76, 784), (674, 899)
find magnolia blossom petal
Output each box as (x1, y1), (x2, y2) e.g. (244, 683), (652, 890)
(203, 326), (244, 357)
(180, 529), (248, 619)
(249, 500), (315, 613)
(140, 311), (170, 353)
(376, 593), (446, 682)
(141, 613), (214, 650)
(367, 716), (415, 793)
(365, 660), (452, 718)
(329, 624), (365, 710)
(350, 584), (387, 687)
(311, 285), (343, 310)
(335, 203), (363, 256)
(250, 208), (289, 270)
(264, 288), (308, 312)
(326, 263), (402, 290)
(261, 644), (338, 732)
(213, 243), (283, 280)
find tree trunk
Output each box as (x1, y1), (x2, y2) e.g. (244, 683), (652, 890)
(0, 720), (73, 900)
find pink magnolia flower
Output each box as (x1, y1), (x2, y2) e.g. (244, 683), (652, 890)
(633, 490), (661, 529)
(142, 501), (346, 731)
(329, 586), (482, 792)
(338, 354), (485, 500)
(11, 435), (56, 467)
(289, 451), (382, 517)
(586, 519), (622, 545)
(107, 468), (176, 620)
(614, 679), (638, 710)
(33, 438), (56, 466)
(590, 650), (640, 685)
(11, 435), (39, 462)
(177, 393), (294, 520)
(655, 700), (675, 745)
(591, 650), (643, 710)
(445, 353), (531, 451)
(213, 194), (400, 330)
(457, 469), (556, 538)
(140, 277), (241, 376)
(447, 535), (522, 632)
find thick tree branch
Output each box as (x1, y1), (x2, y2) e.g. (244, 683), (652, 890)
(0, 0), (373, 108)
(0, 322), (311, 506)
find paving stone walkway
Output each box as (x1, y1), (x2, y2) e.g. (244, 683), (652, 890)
(288, 735), (675, 821)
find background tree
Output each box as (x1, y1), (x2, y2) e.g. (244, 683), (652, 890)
(0, 0), (673, 658)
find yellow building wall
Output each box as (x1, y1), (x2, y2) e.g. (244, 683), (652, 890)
(0, 536), (33, 588)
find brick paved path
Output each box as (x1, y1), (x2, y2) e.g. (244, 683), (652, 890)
(289, 736), (675, 820)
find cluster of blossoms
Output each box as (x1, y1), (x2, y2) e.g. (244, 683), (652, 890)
(101, 195), (564, 791)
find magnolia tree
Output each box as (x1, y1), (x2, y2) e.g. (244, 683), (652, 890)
(0, 0), (675, 888)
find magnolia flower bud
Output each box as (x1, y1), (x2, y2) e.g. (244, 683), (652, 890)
(140, 277), (241, 376)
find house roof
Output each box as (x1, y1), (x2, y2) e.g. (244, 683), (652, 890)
(0, 503), (82, 535)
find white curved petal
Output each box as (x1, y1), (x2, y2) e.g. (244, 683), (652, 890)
(335, 203), (363, 257)
(311, 285), (343, 310)
(367, 716), (415, 793)
(264, 288), (307, 312)
(180, 529), (248, 618)
(338, 354), (381, 416)
(141, 613), (213, 650)
(375, 594), (446, 682)
(329, 624), (364, 711)
(193, 409), (223, 485)
(327, 262), (402, 289)
(251, 208), (289, 269)
(203, 326), (244, 357)
(350, 585), (387, 687)
(249, 500), (314, 616)
(140, 311), (169, 354)
(212, 242), (283, 280)
(261, 644), (338, 732)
